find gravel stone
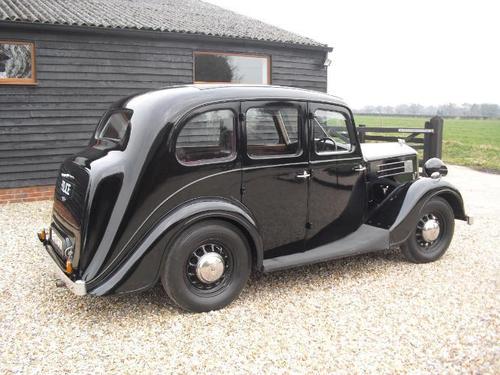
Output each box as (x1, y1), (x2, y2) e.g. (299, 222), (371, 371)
(0, 165), (498, 373)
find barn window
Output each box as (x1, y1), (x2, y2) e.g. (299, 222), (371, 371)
(0, 41), (36, 84)
(194, 52), (270, 84)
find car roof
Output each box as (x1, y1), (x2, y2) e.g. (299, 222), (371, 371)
(125, 84), (347, 110)
(190, 84), (345, 103)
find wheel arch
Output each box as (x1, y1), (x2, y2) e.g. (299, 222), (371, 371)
(162, 210), (263, 273)
(388, 178), (466, 245)
(205, 217), (262, 273)
(434, 190), (467, 221)
(90, 197), (263, 296)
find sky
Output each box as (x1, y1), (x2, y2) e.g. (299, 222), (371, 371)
(206, 0), (499, 108)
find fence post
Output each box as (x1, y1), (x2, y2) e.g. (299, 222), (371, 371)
(423, 116), (444, 162)
(358, 124), (366, 143)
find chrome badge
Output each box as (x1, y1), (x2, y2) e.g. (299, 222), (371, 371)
(60, 180), (72, 196)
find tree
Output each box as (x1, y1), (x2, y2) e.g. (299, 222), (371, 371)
(354, 103), (500, 118)
(195, 55), (234, 82)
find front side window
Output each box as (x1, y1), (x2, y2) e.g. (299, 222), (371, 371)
(194, 52), (269, 84)
(176, 109), (236, 165)
(0, 40), (36, 84)
(313, 109), (353, 154)
(246, 105), (301, 157)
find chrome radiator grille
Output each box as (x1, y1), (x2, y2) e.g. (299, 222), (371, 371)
(377, 160), (414, 177)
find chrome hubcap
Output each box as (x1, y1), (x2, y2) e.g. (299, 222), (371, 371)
(187, 243), (230, 290)
(422, 219), (440, 242)
(416, 214), (440, 247)
(196, 252), (225, 284)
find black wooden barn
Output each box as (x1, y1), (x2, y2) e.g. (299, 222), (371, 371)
(0, 0), (331, 190)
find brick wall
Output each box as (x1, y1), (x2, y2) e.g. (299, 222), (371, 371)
(0, 186), (54, 204)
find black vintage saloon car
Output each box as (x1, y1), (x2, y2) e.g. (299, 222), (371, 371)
(38, 85), (471, 312)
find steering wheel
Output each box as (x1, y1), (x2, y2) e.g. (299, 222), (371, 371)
(317, 137), (337, 152)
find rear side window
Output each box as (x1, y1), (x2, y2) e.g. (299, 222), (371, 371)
(97, 110), (131, 142)
(246, 106), (301, 157)
(176, 109), (236, 165)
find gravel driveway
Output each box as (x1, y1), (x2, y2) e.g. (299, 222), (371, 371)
(0, 165), (498, 373)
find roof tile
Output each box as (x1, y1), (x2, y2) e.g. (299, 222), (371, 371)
(0, 0), (327, 47)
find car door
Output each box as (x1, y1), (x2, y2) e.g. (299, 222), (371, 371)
(241, 100), (309, 258)
(306, 102), (366, 250)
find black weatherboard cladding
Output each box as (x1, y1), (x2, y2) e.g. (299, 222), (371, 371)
(0, 26), (328, 188)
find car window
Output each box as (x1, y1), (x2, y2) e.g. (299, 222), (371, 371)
(313, 109), (352, 154)
(97, 110), (131, 142)
(176, 109), (236, 165)
(246, 106), (300, 157)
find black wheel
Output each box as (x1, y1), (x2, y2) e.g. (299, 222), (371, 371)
(161, 220), (251, 312)
(401, 197), (455, 263)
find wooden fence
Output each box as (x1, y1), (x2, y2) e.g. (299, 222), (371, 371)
(357, 116), (444, 167)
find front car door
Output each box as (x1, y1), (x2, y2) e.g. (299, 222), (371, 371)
(306, 102), (366, 250)
(241, 100), (309, 258)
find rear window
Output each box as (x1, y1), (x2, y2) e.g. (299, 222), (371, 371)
(97, 110), (132, 141)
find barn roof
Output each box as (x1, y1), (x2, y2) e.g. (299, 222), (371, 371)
(0, 0), (329, 49)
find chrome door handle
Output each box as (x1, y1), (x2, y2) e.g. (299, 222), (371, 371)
(296, 171), (311, 179)
(353, 165), (366, 172)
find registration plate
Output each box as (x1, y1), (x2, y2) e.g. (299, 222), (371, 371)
(60, 179), (72, 196)
(51, 229), (66, 254)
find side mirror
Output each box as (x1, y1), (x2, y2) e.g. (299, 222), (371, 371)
(424, 158), (448, 178)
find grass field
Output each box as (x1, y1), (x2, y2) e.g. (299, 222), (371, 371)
(354, 115), (500, 172)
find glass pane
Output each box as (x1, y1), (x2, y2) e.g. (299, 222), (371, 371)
(0, 42), (33, 79)
(176, 109), (236, 164)
(195, 53), (268, 84)
(246, 106), (300, 157)
(281, 107), (299, 142)
(98, 111), (130, 141)
(313, 109), (352, 154)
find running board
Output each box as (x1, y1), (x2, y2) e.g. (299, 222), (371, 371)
(262, 224), (390, 273)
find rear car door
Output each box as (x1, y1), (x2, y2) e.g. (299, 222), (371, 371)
(306, 102), (366, 250)
(241, 100), (309, 258)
